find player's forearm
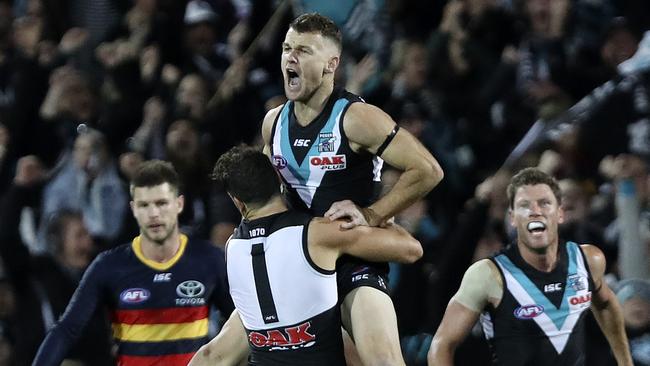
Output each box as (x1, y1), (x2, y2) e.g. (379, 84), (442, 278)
(189, 310), (249, 366)
(592, 300), (633, 366)
(369, 165), (442, 221)
(33, 327), (74, 366)
(427, 339), (455, 366)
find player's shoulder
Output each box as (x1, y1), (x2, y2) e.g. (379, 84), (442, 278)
(98, 242), (133, 262)
(186, 237), (224, 256)
(263, 104), (285, 125)
(577, 243), (606, 274)
(467, 258), (499, 278)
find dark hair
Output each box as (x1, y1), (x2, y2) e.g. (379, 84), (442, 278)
(507, 168), (562, 209)
(130, 160), (180, 196)
(290, 13), (342, 50)
(212, 145), (280, 207)
(45, 209), (84, 254)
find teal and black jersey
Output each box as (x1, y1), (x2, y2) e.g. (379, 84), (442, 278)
(481, 241), (595, 366)
(269, 87), (383, 216)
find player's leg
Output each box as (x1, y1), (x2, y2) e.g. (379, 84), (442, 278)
(342, 287), (405, 366)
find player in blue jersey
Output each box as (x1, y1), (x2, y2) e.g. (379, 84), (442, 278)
(33, 160), (234, 366)
(428, 168), (632, 366)
(191, 145), (422, 365)
(260, 13), (443, 366)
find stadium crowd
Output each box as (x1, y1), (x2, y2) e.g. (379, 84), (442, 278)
(0, 0), (648, 365)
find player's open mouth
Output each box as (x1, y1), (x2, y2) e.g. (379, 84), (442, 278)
(527, 221), (546, 234)
(286, 69), (301, 90)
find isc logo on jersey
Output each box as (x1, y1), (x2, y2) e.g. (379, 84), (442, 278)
(310, 155), (346, 171)
(120, 288), (150, 304)
(514, 304), (544, 319)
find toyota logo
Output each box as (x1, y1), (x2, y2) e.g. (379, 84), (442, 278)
(176, 280), (205, 298)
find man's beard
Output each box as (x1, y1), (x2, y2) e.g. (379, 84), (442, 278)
(142, 222), (176, 245)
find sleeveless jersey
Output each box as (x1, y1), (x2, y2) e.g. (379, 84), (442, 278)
(270, 87), (383, 216)
(227, 210), (346, 366)
(480, 241), (595, 365)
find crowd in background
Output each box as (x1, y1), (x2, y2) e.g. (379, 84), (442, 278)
(0, 0), (648, 365)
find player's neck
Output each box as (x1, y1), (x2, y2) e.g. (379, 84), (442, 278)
(140, 231), (182, 263)
(518, 241), (559, 272)
(294, 82), (334, 126)
(244, 196), (288, 221)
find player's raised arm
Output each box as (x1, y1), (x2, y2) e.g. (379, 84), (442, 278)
(582, 244), (633, 366)
(32, 253), (107, 366)
(327, 102), (443, 228)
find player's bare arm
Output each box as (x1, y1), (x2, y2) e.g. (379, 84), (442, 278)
(326, 102), (443, 228)
(188, 309), (249, 366)
(582, 244), (633, 366)
(428, 259), (502, 366)
(307, 217), (422, 270)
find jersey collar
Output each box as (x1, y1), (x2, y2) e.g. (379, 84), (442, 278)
(132, 234), (188, 271)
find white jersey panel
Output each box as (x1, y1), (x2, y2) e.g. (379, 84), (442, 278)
(227, 225), (338, 330)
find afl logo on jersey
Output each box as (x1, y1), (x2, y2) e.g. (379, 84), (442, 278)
(272, 155), (287, 169)
(120, 288), (150, 304)
(514, 304), (544, 319)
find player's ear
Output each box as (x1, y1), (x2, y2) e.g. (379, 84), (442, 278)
(325, 55), (339, 74)
(177, 195), (185, 214)
(508, 208), (515, 227)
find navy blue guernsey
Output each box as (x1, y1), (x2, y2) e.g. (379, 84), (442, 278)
(270, 87), (383, 216)
(33, 235), (234, 366)
(480, 241), (595, 366)
(227, 211), (346, 366)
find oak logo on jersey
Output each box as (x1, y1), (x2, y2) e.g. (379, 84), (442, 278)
(317, 132), (336, 153)
(568, 292), (591, 307)
(310, 155), (346, 171)
(272, 155), (287, 169)
(514, 304), (544, 319)
(120, 288), (150, 304)
(249, 321), (316, 349)
(175, 280), (206, 306)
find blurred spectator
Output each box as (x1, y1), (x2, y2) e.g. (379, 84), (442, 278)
(0, 319), (12, 366)
(0, 156), (112, 365)
(601, 153), (650, 279)
(182, 0), (229, 85)
(42, 129), (128, 245)
(616, 279), (650, 365)
(165, 118), (213, 238)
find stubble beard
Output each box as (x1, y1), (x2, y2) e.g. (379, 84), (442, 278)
(142, 222), (176, 246)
